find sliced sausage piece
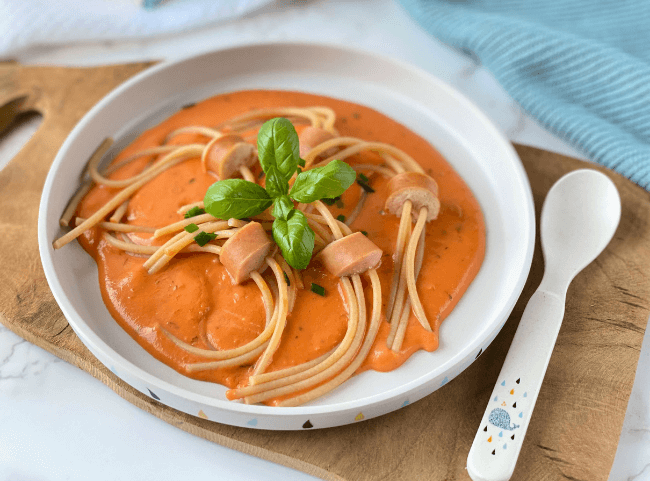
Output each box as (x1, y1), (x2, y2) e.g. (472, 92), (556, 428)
(299, 127), (338, 159)
(205, 134), (256, 180)
(220, 222), (272, 284)
(385, 172), (440, 222)
(317, 232), (382, 277)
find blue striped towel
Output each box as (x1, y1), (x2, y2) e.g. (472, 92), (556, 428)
(398, 0), (650, 189)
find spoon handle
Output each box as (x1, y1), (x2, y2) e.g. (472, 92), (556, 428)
(467, 288), (566, 481)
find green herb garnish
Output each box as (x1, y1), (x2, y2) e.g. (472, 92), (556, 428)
(361, 230), (368, 236)
(272, 195), (294, 221)
(272, 209), (314, 270)
(289, 159), (356, 203)
(310, 283), (326, 296)
(184, 223), (199, 233)
(202, 179), (272, 220)
(204, 118), (355, 270)
(284, 272), (291, 286)
(336, 214), (346, 223)
(322, 196), (340, 206)
(184, 206), (205, 218)
(194, 231), (217, 247)
(356, 174), (375, 193)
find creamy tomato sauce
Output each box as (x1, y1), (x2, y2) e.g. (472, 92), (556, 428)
(76, 90), (485, 403)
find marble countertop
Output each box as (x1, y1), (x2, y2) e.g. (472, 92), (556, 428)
(1, 1), (648, 479)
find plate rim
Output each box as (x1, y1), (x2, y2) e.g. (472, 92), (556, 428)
(38, 40), (535, 423)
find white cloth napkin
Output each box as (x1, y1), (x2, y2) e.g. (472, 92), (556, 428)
(0, 0), (273, 57)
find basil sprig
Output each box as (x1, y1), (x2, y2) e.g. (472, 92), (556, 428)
(203, 118), (355, 270)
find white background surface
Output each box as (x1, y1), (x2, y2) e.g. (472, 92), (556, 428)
(0, 1), (648, 479)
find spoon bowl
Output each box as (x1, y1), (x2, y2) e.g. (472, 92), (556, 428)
(540, 169), (621, 292)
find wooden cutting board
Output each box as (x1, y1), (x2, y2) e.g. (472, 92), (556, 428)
(1, 61), (649, 481)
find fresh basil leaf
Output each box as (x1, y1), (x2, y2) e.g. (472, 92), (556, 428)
(264, 164), (289, 198)
(272, 210), (315, 270)
(289, 160), (356, 203)
(203, 179), (272, 220)
(257, 118), (300, 180)
(272, 195), (294, 220)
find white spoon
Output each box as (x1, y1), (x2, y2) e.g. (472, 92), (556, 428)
(467, 169), (621, 481)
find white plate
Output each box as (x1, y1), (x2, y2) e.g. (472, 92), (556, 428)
(38, 42), (535, 430)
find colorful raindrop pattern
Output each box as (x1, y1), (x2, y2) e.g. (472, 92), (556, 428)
(486, 378), (525, 455)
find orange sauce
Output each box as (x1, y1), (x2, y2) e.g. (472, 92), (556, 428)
(76, 90), (485, 403)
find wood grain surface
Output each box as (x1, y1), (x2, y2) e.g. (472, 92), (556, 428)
(1, 61), (648, 481)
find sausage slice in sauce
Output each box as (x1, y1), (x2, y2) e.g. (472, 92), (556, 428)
(317, 232), (382, 277)
(385, 171), (440, 221)
(299, 127), (337, 159)
(205, 134), (256, 180)
(220, 222), (272, 284)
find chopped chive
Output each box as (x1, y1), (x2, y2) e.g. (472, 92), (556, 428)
(336, 214), (346, 222)
(194, 231), (217, 247)
(356, 179), (375, 193)
(184, 223), (199, 233)
(322, 196), (340, 206)
(284, 272), (291, 286)
(358, 172), (369, 183)
(310, 283), (326, 296)
(184, 206), (205, 219)
(335, 198), (345, 209)
(361, 230), (368, 236)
